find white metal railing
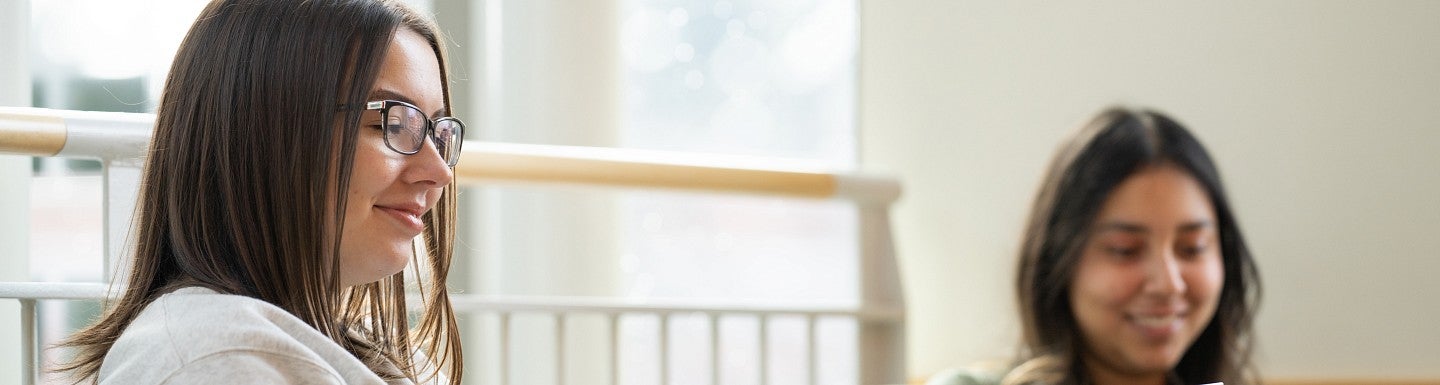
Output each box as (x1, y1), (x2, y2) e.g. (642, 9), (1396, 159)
(0, 283), (110, 384)
(0, 106), (906, 385)
(446, 295), (904, 385)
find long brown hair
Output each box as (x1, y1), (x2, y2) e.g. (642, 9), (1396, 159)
(58, 1), (462, 383)
(1008, 107), (1260, 385)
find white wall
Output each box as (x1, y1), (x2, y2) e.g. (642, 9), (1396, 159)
(860, 0), (1440, 379)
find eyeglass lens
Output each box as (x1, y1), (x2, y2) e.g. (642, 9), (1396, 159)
(385, 104), (462, 165)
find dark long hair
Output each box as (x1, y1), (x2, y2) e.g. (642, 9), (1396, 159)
(58, 1), (462, 383)
(1008, 107), (1260, 385)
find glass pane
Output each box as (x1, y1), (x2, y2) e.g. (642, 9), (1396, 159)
(618, 1), (860, 384)
(621, 0), (857, 164)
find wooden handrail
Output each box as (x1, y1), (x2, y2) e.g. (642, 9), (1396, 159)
(0, 109), (65, 156)
(0, 107), (900, 203)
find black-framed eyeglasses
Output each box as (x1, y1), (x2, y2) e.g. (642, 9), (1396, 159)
(358, 100), (465, 168)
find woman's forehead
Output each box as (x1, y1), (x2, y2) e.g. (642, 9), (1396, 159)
(1093, 165), (1216, 231)
(370, 28), (444, 116)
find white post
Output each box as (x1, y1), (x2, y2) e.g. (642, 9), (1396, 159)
(0, 1), (34, 383)
(858, 205), (906, 385)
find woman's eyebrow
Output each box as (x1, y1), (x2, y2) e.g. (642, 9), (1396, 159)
(1096, 218), (1214, 234)
(1178, 220), (1214, 233)
(1096, 221), (1147, 234)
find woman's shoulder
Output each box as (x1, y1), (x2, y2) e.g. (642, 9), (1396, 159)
(116, 287), (314, 343)
(99, 287), (385, 384)
(925, 365), (1008, 385)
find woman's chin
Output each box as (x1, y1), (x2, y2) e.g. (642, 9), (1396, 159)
(340, 248), (412, 286)
(1126, 349), (1185, 375)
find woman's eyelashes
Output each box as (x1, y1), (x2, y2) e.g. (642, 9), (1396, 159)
(362, 120), (404, 137)
(1100, 238), (1145, 260)
(1176, 244), (1206, 259)
(385, 122), (406, 136)
(1174, 231), (1215, 260)
(1099, 239), (1211, 261)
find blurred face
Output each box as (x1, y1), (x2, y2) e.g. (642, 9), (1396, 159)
(338, 28), (454, 286)
(1070, 164), (1224, 384)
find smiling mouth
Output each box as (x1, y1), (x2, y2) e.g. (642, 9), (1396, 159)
(377, 205), (425, 233)
(1127, 312), (1186, 339)
(1131, 314), (1181, 327)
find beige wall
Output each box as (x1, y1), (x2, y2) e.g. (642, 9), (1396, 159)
(860, 0), (1440, 379)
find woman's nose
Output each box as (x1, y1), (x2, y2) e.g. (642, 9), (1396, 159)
(404, 137), (454, 186)
(1142, 250), (1187, 297)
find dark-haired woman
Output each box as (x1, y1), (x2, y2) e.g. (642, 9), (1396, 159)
(929, 107), (1261, 385)
(59, 1), (464, 384)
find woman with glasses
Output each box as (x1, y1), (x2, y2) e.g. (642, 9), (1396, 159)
(59, 0), (464, 383)
(928, 107), (1261, 385)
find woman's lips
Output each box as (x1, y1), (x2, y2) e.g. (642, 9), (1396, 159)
(377, 205), (425, 234)
(1127, 312), (1185, 340)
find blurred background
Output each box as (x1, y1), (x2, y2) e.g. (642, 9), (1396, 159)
(1, 0), (1437, 383)
(861, 2), (1440, 380)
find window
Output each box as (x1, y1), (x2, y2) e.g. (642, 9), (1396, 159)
(467, 0), (860, 383)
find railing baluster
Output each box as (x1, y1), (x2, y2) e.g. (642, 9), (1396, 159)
(555, 313), (566, 385)
(807, 314), (818, 385)
(659, 313), (670, 385)
(499, 313), (511, 385)
(758, 315), (768, 385)
(709, 313), (720, 385)
(21, 299), (36, 385)
(102, 163), (141, 283)
(609, 313), (619, 385)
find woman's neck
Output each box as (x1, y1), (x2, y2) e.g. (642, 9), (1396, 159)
(1080, 358), (1171, 385)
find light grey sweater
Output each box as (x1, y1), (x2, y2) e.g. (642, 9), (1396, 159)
(98, 287), (424, 384)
